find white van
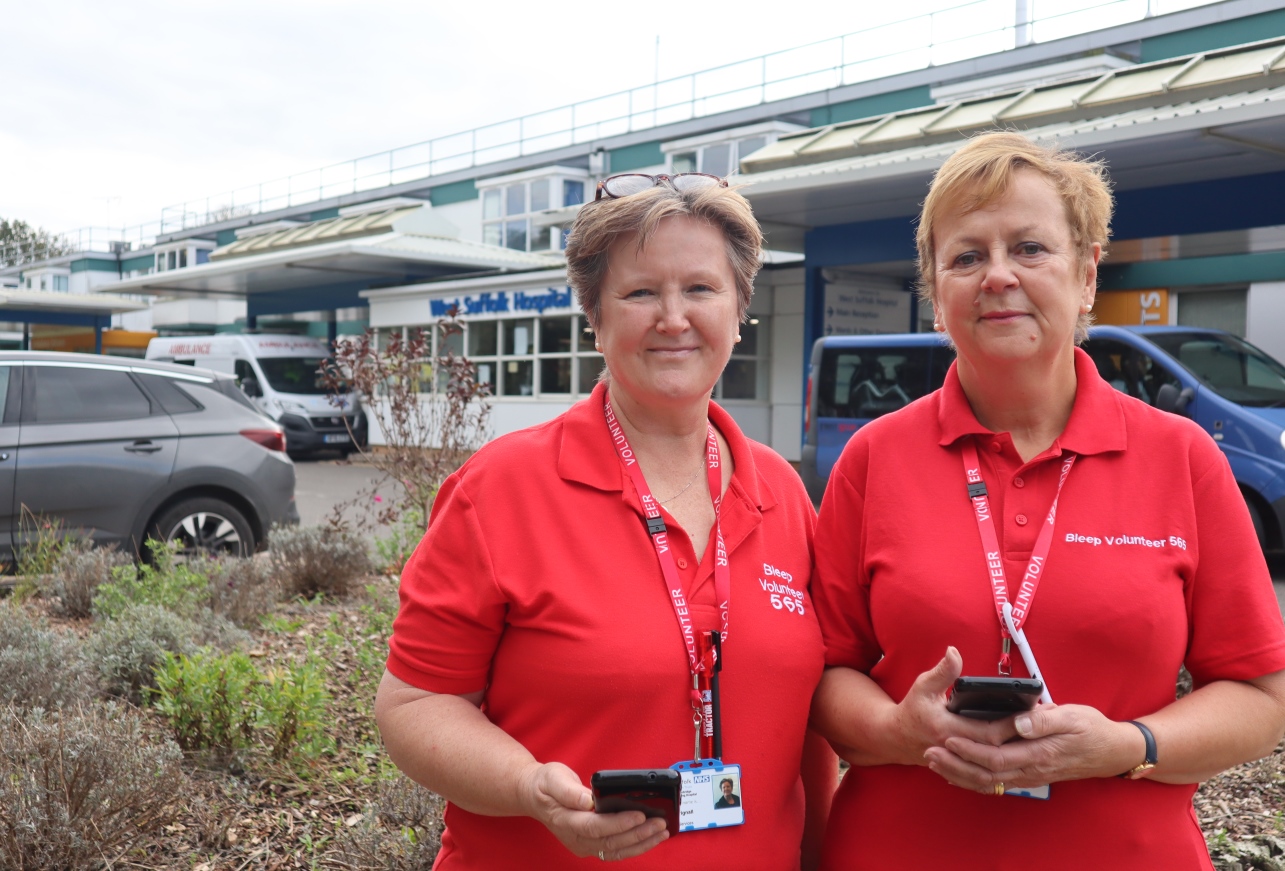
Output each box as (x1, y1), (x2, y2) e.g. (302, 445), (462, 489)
(146, 334), (367, 456)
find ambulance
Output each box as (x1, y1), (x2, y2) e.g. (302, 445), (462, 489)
(146, 334), (367, 456)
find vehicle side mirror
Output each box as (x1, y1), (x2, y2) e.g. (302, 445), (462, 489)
(241, 378), (262, 398)
(1155, 383), (1194, 417)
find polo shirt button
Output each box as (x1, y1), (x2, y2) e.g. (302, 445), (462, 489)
(1015, 514), (1029, 526)
(990, 442), (1003, 453)
(677, 558), (688, 569)
(1013, 476), (1025, 488)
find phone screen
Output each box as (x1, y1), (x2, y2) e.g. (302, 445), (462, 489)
(591, 769), (681, 836)
(946, 676), (1043, 720)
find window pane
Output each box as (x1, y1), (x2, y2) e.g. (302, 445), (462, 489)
(702, 143), (732, 178)
(483, 222), (502, 246)
(578, 356), (604, 393)
(530, 179), (549, 212)
(506, 184), (526, 217)
(672, 152), (697, 173)
(502, 359), (533, 396)
(437, 323), (464, 357)
(563, 180), (585, 207)
(505, 221), (528, 251)
(474, 362), (496, 395)
(541, 317), (573, 354)
(179, 249), (187, 268)
(504, 319), (535, 356)
(720, 360), (757, 400)
(575, 316), (594, 352)
(531, 224), (552, 250)
(1083, 338), (1177, 408)
(737, 137), (766, 161)
(468, 320), (497, 356)
(737, 320), (760, 355)
(540, 358), (571, 394)
(136, 373), (202, 414)
(33, 366), (153, 423)
(483, 189), (501, 220)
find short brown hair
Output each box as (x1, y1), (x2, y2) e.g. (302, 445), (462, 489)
(565, 183), (763, 330)
(916, 131), (1113, 343)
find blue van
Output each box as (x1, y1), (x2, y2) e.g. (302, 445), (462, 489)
(801, 325), (1285, 552)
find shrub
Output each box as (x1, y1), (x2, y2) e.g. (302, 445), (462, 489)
(256, 660), (333, 762)
(0, 702), (182, 870)
(14, 507), (83, 578)
(325, 775), (445, 870)
(0, 604), (94, 709)
(93, 538), (209, 620)
(374, 506), (425, 575)
(86, 604), (201, 703)
(152, 649), (333, 765)
(153, 650), (260, 759)
(45, 544), (132, 619)
(205, 555), (281, 627)
(270, 524), (373, 598)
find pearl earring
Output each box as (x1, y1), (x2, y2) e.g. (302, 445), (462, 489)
(735, 333), (742, 343)
(594, 341), (602, 352)
(933, 322), (945, 332)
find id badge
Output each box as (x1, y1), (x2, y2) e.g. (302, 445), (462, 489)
(1006, 784), (1050, 800)
(670, 759), (744, 832)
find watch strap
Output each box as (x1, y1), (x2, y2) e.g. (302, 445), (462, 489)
(1119, 720), (1157, 779)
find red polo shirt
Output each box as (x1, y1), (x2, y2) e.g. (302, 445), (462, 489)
(812, 348), (1285, 871)
(388, 381), (825, 870)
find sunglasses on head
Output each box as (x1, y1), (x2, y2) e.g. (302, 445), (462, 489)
(594, 173), (728, 201)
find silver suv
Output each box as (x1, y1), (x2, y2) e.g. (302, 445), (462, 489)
(0, 352), (298, 559)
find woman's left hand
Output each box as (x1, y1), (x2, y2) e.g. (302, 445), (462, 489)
(923, 703), (1142, 793)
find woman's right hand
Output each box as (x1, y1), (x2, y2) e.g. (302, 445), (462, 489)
(891, 647), (1018, 766)
(519, 761), (670, 862)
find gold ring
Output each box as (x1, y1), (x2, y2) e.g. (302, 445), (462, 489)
(993, 782), (1006, 796)
(598, 850), (607, 861)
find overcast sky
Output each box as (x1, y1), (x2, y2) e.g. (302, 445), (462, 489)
(2, 0), (1212, 238)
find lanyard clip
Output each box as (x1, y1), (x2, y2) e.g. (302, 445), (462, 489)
(998, 636), (1012, 676)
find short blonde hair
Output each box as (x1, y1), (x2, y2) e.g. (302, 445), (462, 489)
(565, 183), (762, 330)
(916, 131), (1114, 343)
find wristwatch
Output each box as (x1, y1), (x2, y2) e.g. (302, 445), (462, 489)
(1120, 720), (1158, 779)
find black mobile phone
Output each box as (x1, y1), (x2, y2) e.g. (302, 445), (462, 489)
(946, 676), (1044, 721)
(591, 769), (681, 836)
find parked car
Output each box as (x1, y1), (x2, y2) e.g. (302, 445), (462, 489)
(145, 334), (367, 458)
(0, 352), (298, 562)
(801, 326), (1285, 552)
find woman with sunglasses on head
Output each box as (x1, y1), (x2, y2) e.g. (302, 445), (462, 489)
(376, 173), (837, 869)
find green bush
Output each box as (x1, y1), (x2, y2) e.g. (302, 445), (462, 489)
(0, 702), (183, 871)
(93, 538), (210, 620)
(326, 774), (445, 871)
(0, 604), (95, 709)
(270, 524), (373, 598)
(14, 508), (83, 578)
(152, 650), (259, 758)
(152, 649), (333, 765)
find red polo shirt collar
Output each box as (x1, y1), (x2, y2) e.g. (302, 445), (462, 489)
(556, 380), (776, 514)
(936, 346), (1127, 456)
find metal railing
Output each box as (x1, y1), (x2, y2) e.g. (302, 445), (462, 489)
(1, 225), (163, 272)
(46, 0), (1213, 256)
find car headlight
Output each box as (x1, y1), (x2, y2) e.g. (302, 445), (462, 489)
(1280, 429), (1285, 452)
(281, 400), (308, 415)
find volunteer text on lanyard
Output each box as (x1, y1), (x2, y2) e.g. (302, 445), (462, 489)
(604, 394), (730, 761)
(962, 440), (1075, 675)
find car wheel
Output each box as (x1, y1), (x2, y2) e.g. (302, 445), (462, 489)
(152, 498), (255, 558)
(1245, 493), (1267, 551)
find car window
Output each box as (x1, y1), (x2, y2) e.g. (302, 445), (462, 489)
(134, 373), (204, 415)
(180, 378), (260, 412)
(1146, 331), (1285, 408)
(817, 346), (940, 420)
(0, 365), (14, 423)
(30, 365), (154, 423)
(1082, 338), (1179, 407)
(234, 359), (257, 388)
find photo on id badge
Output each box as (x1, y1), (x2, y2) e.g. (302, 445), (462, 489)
(672, 760), (744, 831)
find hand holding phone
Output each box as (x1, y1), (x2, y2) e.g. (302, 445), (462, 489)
(591, 769), (681, 837)
(946, 676), (1043, 721)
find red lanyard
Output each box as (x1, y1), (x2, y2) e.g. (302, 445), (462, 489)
(961, 440), (1075, 675)
(605, 394), (730, 758)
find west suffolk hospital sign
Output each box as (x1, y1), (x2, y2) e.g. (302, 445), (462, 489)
(429, 287), (574, 320)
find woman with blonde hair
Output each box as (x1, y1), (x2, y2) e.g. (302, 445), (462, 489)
(810, 131), (1285, 869)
